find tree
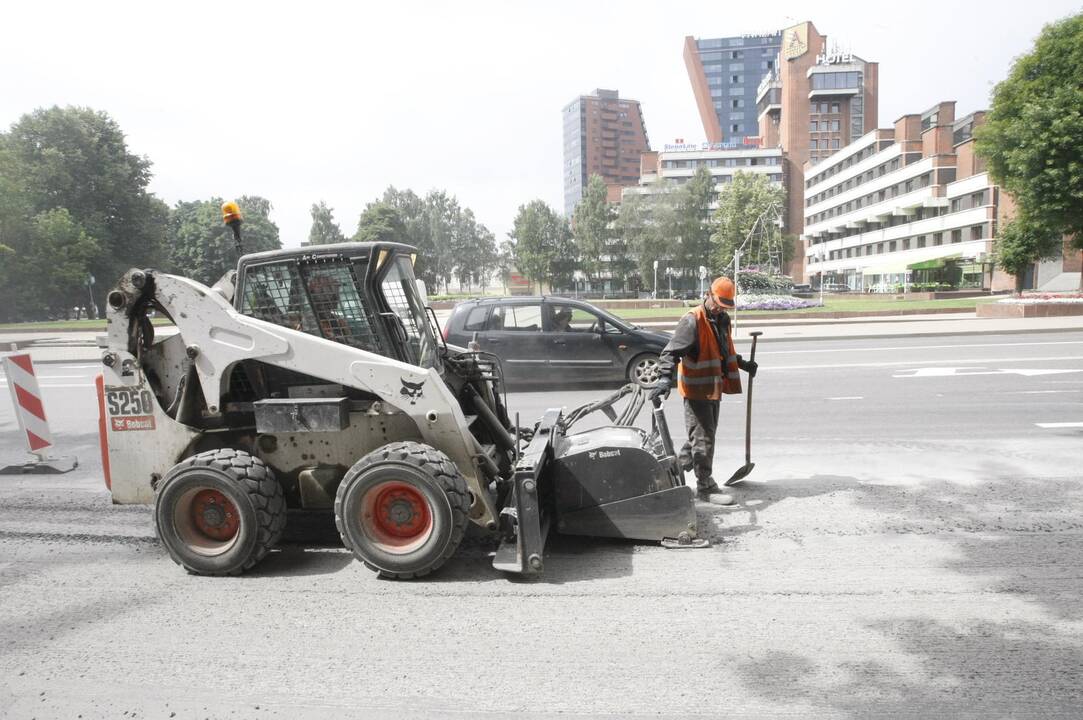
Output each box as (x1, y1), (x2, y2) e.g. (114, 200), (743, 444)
(572, 175), (613, 285)
(615, 190), (673, 293)
(308, 201), (345, 245)
(167, 196), (281, 285)
(671, 167), (717, 285)
(449, 208), (496, 291)
(0, 209), (100, 321)
(0, 106), (168, 299)
(353, 202), (407, 244)
(495, 239), (516, 293)
(710, 171), (788, 274)
(993, 215), (1064, 294)
(509, 200), (575, 292)
(976, 13), (1083, 288)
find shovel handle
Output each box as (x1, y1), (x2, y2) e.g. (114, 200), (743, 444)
(744, 331), (762, 465)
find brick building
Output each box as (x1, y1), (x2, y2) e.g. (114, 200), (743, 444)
(562, 89), (651, 217)
(802, 101), (1079, 292)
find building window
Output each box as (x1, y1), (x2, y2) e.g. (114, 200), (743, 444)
(731, 124), (742, 133)
(810, 121), (818, 131)
(917, 236), (926, 248)
(731, 75), (740, 83)
(732, 99), (743, 109)
(970, 225), (983, 240)
(831, 120), (840, 131)
(731, 50), (742, 59)
(810, 139), (818, 149)
(933, 233), (943, 245)
(810, 101), (819, 113)
(831, 139), (840, 149)
(831, 102), (840, 113)
(729, 63), (744, 71)
(889, 241), (897, 252)
(903, 239), (911, 250)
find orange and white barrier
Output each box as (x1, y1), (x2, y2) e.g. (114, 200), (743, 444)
(1, 353), (78, 474)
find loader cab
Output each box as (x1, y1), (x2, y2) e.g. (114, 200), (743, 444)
(233, 242), (439, 369)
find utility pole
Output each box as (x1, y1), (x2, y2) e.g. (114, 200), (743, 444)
(653, 260), (658, 299)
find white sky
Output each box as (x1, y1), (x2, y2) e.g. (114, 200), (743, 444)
(2, 1), (1079, 251)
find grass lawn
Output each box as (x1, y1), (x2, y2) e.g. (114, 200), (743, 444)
(609, 295), (1002, 319)
(0, 317), (173, 332)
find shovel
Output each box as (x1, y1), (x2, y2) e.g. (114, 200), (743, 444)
(725, 330), (762, 486)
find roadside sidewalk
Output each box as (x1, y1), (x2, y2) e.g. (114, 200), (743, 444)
(3, 313), (1082, 364)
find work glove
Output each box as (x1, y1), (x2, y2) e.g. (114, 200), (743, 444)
(737, 355), (758, 378)
(648, 377), (671, 402)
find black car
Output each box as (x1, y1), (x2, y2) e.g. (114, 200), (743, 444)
(443, 297), (670, 388)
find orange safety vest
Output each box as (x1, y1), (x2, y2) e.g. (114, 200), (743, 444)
(677, 305), (742, 400)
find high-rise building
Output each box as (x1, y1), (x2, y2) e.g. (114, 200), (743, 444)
(684, 32), (782, 145)
(756, 21), (879, 278)
(562, 89), (650, 217)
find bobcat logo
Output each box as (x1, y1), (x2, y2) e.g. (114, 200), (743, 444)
(400, 378), (426, 404)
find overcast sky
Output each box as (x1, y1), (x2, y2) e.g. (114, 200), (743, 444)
(2, 1), (1079, 251)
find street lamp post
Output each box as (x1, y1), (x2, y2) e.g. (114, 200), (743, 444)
(667, 268), (672, 298)
(653, 260), (658, 299)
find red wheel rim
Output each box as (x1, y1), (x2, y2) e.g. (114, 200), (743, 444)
(359, 480), (434, 553)
(190, 488), (240, 542)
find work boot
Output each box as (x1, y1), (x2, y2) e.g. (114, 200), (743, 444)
(696, 479), (736, 507)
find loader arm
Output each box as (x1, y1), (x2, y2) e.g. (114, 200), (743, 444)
(103, 269), (499, 529)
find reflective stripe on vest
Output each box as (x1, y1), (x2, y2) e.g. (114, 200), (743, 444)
(677, 305), (742, 400)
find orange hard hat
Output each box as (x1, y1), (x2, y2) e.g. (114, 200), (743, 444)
(710, 276), (736, 307)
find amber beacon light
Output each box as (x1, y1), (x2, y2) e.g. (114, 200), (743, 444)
(221, 201), (244, 255)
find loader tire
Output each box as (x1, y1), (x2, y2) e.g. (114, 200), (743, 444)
(155, 449), (286, 576)
(335, 441), (470, 580)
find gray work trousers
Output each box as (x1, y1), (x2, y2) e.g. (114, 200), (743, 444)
(678, 398), (720, 490)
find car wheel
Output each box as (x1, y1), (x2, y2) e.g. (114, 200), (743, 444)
(628, 353), (661, 388)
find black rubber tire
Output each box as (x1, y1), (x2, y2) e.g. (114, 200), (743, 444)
(628, 353), (661, 388)
(335, 441), (470, 580)
(154, 448), (286, 576)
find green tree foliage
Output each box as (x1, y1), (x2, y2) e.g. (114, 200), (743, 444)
(615, 190), (673, 292)
(308, 201), (345, 245)
(357, 187), (496, 293)
(495, 239), (515, 293)
(167, 196), (281, 285)
(0, 209), (100, 320)
(993, 215), (1064, 294)
(353, 202), (407, 245)
(0, 106), (168, 298)
(671, 166), (717, 285)
(976, 12), (1083, 285)
(572, 175), (613, 282)
(710, 171), (788, 274)
(509, 200), (575, 292)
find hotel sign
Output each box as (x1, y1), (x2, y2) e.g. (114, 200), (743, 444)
(664, 137), (763, 152)
(816, 41), (853, 65)
(782, 22), (809, 60)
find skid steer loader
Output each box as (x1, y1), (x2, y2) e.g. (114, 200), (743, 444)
(96, 202), (702, 579)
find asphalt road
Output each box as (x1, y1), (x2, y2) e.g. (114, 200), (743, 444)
(1, 332), (1081, 718)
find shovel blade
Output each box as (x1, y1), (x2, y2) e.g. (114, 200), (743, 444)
(724, 462), (755, 486)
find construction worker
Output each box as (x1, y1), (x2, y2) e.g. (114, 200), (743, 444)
(649, 276), (758, 505)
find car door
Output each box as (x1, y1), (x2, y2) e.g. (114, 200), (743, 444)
(479, 301), (549, 384)
(544, 302), (622, 380)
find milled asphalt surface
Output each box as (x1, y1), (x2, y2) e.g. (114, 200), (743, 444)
(0, 326), (1081, 717)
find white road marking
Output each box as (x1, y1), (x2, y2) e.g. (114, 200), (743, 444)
(826, 396), (864, 400)
(770, 355), (1083, 371)
(1035, 422), (1083, 429)
(1006, 389), (1082, 395)
(756, 340), (1083, 356)
(894, 367), (1083, 378)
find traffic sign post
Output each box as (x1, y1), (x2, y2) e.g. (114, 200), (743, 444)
(1, 353), (78, 474)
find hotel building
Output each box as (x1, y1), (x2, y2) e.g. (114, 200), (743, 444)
(803, 101), (1014, 291)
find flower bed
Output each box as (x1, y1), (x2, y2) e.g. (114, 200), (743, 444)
(736, 294), (821, 311)
(996, 292), (1083, 304)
